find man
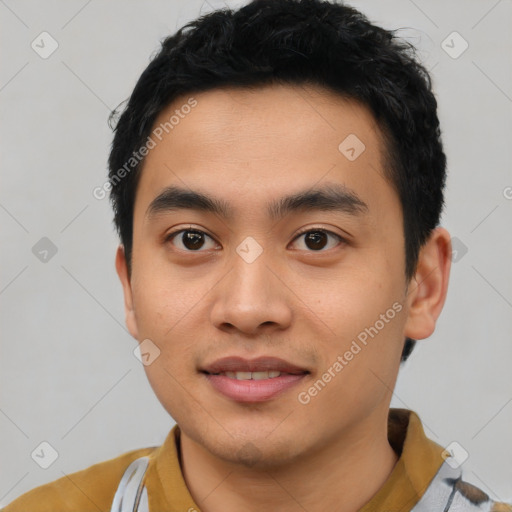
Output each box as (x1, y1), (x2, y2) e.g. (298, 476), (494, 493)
(3, 0), (510, 511)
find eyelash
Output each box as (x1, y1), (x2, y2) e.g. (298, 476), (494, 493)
(164, 226), (346, 252)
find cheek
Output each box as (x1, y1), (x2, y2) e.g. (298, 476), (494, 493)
(142, 358), (199, 426)
(309, 268), (403, 336)
(131, 262), (201, 338)
(132, 272), (202, 412)
(303, 273), (407, 394)
(304, 282), (406, 406)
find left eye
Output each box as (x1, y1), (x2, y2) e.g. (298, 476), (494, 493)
(166, 229), (219, 251)
(291, 229), (343, 251)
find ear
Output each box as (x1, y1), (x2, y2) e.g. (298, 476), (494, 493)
(115, 245), (139, 340)
(403, 227), (452, 340)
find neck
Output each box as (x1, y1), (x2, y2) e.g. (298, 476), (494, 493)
(179, 412), (398, 512)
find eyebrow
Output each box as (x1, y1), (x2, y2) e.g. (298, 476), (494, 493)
(145, 183), (369, 221)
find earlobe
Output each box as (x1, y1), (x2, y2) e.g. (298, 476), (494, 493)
(403, 227), (452, 341)
(115, 245), (139, 340)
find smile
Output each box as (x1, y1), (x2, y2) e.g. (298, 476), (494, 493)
(201, 356), (309, 402)
(211, 370), (284, 380)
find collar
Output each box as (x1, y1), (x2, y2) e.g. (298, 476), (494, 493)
(360, 408), (446, 511)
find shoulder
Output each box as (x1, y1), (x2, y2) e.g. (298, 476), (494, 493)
(450, 478), (512, 512)
(1, 446), (156, 512)
(419, 464), (512, 512)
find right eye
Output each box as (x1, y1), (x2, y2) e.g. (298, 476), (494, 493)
(165, 229), (220, 252)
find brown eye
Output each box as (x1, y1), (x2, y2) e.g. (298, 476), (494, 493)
(167, 229), (218, 251)
(182, 231), (205, 250)
(304, 231), (328, 250)
(291, 229), (343, 251)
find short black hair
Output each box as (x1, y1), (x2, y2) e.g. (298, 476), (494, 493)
(108, 0), (447, 362)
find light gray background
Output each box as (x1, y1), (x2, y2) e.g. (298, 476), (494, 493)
(1, 0), (511, 506)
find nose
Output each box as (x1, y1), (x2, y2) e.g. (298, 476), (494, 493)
(210, 247), (293, 336)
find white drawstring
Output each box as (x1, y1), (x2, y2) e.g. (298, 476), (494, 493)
(110, 457), (150, 512)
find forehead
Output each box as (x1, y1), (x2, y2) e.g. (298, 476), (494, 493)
(134, 83), (398, 223)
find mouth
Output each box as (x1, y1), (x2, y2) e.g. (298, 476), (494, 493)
(201, 356), (310, 403)
(206, 370), (290, 380)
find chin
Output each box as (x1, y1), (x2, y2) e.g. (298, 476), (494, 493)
(182, 412), (306, 469)
(211, 435), (300, 470)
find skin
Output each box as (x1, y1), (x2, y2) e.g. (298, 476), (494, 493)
(116, 83), (452, 512)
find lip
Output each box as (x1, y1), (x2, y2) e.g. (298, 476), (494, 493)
(201, 356), (309, 403)
(201, 356), (308, 374)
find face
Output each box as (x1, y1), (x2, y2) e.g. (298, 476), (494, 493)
(116, 83), (432, 468)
